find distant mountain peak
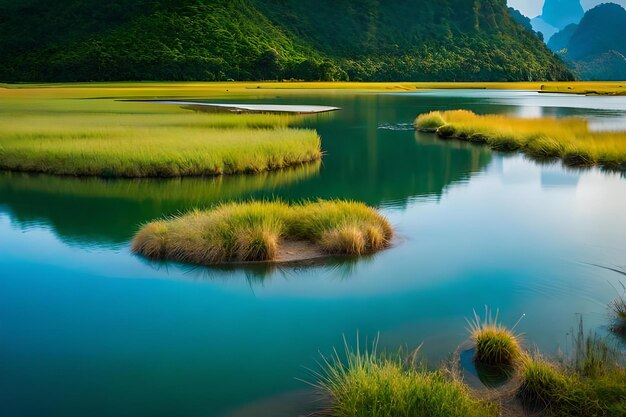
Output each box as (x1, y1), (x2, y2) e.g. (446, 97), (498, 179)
(549, 2), (626, 80)
(541, 0), (584, 29)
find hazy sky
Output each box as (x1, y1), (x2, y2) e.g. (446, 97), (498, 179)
(508, 0), (626, 17)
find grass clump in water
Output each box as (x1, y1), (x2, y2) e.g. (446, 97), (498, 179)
(132, 200), (393, 265)
(610, 282), (626, 336)
(467, 307), (523, 367)
(518, 320), (626, 416)
(414, 112), (446, 132)
(314, 338), (499, 417)
(414, 110), (626, 171)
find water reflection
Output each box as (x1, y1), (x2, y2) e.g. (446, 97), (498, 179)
(139, 252), (370, 282)
(0, 93), (496, 246)
(0, 163), (320, 247)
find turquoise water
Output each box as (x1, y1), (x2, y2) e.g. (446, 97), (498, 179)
(1, 91), (625, 417)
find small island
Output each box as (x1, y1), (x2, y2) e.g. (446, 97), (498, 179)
(415, 110), (626, 171)
(132, 200), (393, 265)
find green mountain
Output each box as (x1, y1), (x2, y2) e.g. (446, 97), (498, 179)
(508, 7), (536, 34)
(550, 3), (626, 80)
(0, 0), (573, 82)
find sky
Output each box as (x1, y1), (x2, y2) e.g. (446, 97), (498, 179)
(508, 0), (626, 17)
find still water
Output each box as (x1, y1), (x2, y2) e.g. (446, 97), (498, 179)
(1, 90), (625, 417)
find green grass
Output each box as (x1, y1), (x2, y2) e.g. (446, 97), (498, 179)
(415, 110), (626, 171)
(313, 338), (499, 417)
(467, 308), (523, 367)
(0, 87), (322, 178)
(0, 127), (321, 177)
(518, 357), (626, 416)
(518, 321), (626, 417)
(131, 200), (393, 264)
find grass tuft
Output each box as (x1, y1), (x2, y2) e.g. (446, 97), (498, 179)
(415, 110), (626, 171)
(314, 337), (499, 417)
(467, 307), (523, 367)
(132, 200), (393, 265)
(414, 112), (446, 131)
(610, 282), (626, 336)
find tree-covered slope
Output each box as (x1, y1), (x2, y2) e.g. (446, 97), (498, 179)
(0, 0), (573, 82)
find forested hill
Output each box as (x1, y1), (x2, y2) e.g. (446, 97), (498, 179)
(0, 0), (573, 82)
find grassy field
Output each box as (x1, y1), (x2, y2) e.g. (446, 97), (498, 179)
(0, 86), (322, 177)
(415, 110), (626, 171)
(0, 126), (320, 177)
(2, 81), (625, 97)
(132, 200), (393, 264)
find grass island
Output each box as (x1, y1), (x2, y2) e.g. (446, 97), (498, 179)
(415, 110), (626, 171)
(132, 200), (393, 265)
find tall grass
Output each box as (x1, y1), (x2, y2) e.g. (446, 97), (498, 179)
(313, 337), (499, 417)
(132, 200), (393, 264)
(414, 110), (626, 170)
(610, 282), (626, 336)
(518, 320), (626, 416)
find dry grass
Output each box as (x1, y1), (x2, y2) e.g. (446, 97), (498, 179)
(415, 110), (626, 170)
(2, 81), (625, 96)
(131, 200), (393, 265)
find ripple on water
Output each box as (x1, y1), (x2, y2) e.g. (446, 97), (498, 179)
(377, 122), (415, 131)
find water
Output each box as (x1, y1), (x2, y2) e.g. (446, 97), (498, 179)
(1, 91), (625, 417)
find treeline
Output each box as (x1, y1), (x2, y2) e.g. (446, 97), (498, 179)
(0, 0), (573, 82)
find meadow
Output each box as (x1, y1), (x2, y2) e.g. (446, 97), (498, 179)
(0, 86), (321, 177)
(132, 200), (393, 264)
(415, 110), (626, 170)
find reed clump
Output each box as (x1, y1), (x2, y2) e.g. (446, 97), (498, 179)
(467, 308), (523, 367)
(131, 200), (393, 265)
(414, 110), (626, 171)
(314, 338), (499, 417)
(610, 282), (626, 335)
(518, 321), (626, 417)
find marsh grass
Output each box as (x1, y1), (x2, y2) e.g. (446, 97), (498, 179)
(414, 110), (626, 170)
(132, 200), (393, 265)
(0, 90), (319, 177)
(467, 307), (523, 367)
(312, 337), (499, 417)
(610, 282), (626, 336)
(519, 319), (626, 417)
(0, 127), (321, 177)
